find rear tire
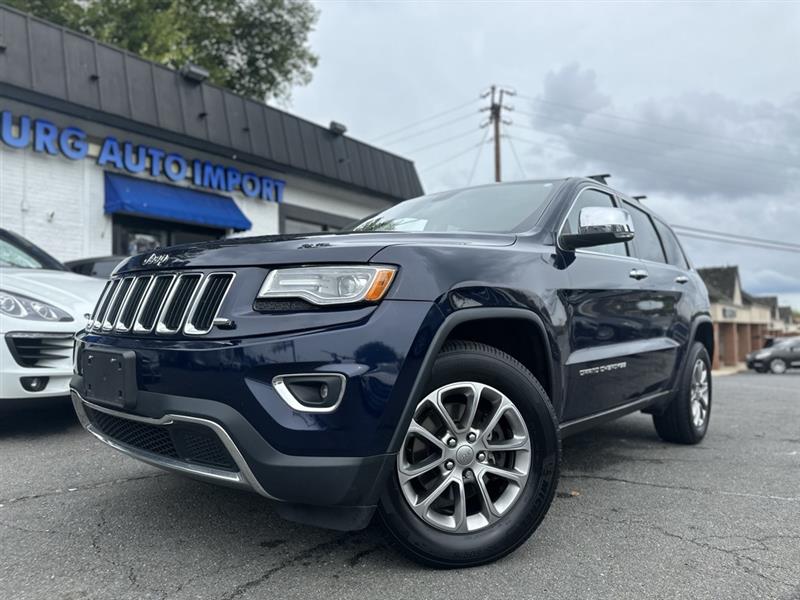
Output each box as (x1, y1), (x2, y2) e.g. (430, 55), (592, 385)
(379, 340), (560, 568)
(653, 342), (711, 445)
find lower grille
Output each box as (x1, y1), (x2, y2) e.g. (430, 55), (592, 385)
(5, 332), (74, 368)
(84, 406), (237, 471)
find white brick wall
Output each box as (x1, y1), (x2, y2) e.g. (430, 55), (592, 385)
(0, 143), (110, 261)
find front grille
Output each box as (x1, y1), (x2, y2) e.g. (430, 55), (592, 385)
(84, 406), (237, 471)
(88, 271), (234, 336)
(5, 332), (74, 368)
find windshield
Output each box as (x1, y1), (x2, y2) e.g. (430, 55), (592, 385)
(349, 180), (561, 234)
(0, 230), (66, 270)
(772, 338), (799, 350)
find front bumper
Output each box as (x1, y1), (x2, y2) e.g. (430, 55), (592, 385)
(69, 299), (443, 530)
(1, 328), (77, 402)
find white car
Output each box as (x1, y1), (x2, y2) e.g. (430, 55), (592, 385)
(1, 229), (106, 408)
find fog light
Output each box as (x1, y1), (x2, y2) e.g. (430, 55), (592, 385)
(21, 376), (49, 392)
(272, 374), (346, 413)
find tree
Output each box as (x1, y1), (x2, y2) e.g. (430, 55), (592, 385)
(5, 0), (319, 102)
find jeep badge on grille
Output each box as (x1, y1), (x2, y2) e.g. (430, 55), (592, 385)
(143, 253), (170, 267)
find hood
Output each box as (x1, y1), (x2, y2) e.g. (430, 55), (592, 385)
(117, 231), (517, 273)
(0, 268), (106, 319)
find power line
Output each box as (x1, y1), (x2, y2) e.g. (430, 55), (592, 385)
(467, 128), (491, 185)
(672, 225), (800, 251)
(380, 111), (477, 146)
(515, 93), (790, 152)
(506, 133), (730, 189)
(406, 128), (482, 154)
(512, 109), (799, 170)
(419, 137), (487, 172)
(675, 231), (800, 254)
(505, 135), (527, 178)
(508, 120), (782, 182)
(372, 98), (479, 142)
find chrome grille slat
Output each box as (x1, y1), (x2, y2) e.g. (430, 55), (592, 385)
(90, 271), (234, 336)
(156, 274), (203, 334)
(105, 277), (135, 331)
(100, 279), (126, 331)
(116, 276), (152, 332)
(92, 279), (120, 331)
(184, 273), (235, 335)
(134, 274), (176, 333)
(89, 280), (112, 329)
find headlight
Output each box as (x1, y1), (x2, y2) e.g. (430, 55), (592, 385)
(257, 265), (397, 305)
(754, 350), (771, 359)
(0, 290), (73, 321)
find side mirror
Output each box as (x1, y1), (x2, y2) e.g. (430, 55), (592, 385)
(559, 206), (635, 251)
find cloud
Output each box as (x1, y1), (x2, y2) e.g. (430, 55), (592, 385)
(524, 64), (800, 198)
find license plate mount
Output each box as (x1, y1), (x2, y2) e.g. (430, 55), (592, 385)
(82, 347), (137, 410)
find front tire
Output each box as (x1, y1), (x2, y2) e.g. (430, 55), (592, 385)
(770, 358), (787, 374)
(653, 342), (711, 444)
(379, 340), (560, 568)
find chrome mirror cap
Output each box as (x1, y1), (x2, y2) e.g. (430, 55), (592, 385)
(560, 206), (635, 251)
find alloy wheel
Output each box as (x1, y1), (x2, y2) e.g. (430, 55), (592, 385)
(690, 359), (710, 428)
(770, 358), (787, 374)
(397, 382), (531, 533)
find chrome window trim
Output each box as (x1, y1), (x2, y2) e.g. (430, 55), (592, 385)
(155, 273), (204, 335)
(620, 199), (670, 266)
(272, 373), (347, 414)
(70, 390), (273, 499)
(183, 272), (236, 336)
(133, 274), (176, 334)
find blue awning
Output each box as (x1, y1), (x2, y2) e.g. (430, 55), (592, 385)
(104, 173), (252, 232)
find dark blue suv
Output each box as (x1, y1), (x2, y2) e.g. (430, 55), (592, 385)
(71, 178), (713, 567)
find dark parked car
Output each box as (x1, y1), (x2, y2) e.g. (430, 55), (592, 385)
(65, 256), (127, 279)
(70, 178), (713, 567)
(746, 337), (800, 373)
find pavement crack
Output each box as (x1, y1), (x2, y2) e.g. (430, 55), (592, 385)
(562, 472), (799, 502)
(571, 509), (796, 589)
(218, 534), (356, 600)
(0, 472), (168, 507)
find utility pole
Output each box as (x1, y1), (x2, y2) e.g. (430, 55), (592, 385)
(480, 85), (515, 182)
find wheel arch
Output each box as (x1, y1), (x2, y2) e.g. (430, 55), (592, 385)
(692, 316), (714, 361)
(387, 307), (559, 454)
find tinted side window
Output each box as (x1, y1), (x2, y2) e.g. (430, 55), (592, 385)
(625, 203), (666, 263)
(563, 189), (627, 256)
(654, 220), (688, 268)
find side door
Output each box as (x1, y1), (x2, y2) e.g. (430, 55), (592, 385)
(622, 201), (685, 396)
(789, 342), (800, 370)
(559, 187), (652, 422)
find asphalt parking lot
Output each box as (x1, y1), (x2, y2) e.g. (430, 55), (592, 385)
(1, 372), (798, 600)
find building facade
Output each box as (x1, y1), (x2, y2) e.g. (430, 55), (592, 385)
(0, 5), (423, 263)
(698, 266), (776, 369)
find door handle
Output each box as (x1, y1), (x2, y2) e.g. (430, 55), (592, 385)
(629, 268), (649, 280)
(674, 275), (689, 284)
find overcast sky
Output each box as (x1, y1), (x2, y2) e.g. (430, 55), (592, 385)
(290, 1), (800, 310)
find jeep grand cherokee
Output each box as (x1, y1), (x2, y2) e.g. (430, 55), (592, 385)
(71, 178), (713, 567)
